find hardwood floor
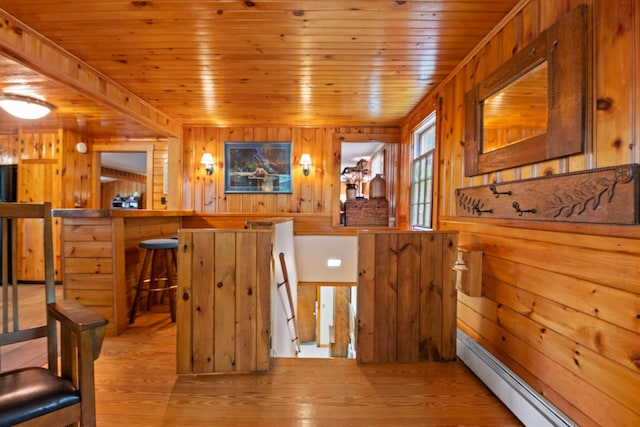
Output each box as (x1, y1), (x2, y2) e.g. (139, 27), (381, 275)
(3, 286), (522, 426)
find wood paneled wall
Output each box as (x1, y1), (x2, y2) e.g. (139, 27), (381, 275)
(401, 1), (640, 425)
(181, 126), (400, 232)
(2, 130), (172, 279)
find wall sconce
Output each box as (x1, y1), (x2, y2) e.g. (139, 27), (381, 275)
(200, 152), (214, 175)
(299, 153), (312, 176)
(0, 93), (56, 120)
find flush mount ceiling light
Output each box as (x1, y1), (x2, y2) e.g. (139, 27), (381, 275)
(0, 93), (56, 120)
(327, 258), (342, 268)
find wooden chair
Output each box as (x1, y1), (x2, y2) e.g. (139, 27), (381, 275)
(0, 202), (108, 426)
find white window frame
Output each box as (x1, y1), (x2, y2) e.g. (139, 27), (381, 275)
(410, 111), (436, 229)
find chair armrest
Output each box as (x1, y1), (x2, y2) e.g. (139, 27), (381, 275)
(48, 300), (108, 332)
(48, 300), (108, 360)
(47, 300), (108, 426)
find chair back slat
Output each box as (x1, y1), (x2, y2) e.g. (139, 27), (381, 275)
(0, 325), (47, 346)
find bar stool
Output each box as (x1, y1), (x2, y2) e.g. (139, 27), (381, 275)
(129, 238), (178, 324)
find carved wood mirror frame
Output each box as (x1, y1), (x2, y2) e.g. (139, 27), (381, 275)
(464, 4), (588, 177)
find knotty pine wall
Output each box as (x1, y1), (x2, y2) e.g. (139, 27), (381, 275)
(0, 130), (170, 279)
(2, 129), (80, 281)
(181, 126), (401, 233)
(401, 1), (639, 425)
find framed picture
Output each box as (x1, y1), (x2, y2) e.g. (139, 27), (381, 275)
(224, 142), (293, 194)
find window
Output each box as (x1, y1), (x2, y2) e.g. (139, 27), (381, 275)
(410, 112), (436, 228)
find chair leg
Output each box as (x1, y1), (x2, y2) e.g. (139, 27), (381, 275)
(130, 249), (152, 324)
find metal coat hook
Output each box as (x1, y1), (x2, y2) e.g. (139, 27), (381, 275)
(512, 201), (537, 216)
(472, 201), (493, 216)
(489, 184), (512, 198)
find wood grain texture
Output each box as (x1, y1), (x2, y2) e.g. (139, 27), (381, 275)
(357, 231), (458, 364)
(183, 125), (400, 235)
(455, 164), (640, 224)
(442, 218), (640, 426)
(60, 215), (181, 336)
(3, 285), (521, 426)
(0, 1), (520, 131)
(401, 2), (640, 422)
(101, 313), (520, 426)
(177, 228), (272, 374)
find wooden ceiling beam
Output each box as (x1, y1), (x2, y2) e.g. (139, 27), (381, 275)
(0, 8), (182, 137)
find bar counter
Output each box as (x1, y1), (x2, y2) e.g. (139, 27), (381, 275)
(53, 209), (192, 335)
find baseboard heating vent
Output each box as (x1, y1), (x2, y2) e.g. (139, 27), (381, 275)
(457, 329), (577, 427)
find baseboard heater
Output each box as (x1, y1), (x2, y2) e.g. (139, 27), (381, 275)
(456, 329), (577, 427)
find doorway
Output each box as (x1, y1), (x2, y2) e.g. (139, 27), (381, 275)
(293, 235), (358, 359)
(297, 283), (357, 359)
(92, 144), (153, 209)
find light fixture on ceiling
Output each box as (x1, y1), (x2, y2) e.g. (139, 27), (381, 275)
(0, 93), (56, 120)
(327, 258), (342, 268)
(299, 153), (312, 176)
(200, 152), (214, 175)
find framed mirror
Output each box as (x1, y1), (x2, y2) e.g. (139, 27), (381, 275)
(464, 4), (588, 176)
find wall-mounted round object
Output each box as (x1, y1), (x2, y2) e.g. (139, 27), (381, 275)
(75, 142), (88, 154)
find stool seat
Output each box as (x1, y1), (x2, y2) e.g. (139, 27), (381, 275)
(140, 238), (178, 250)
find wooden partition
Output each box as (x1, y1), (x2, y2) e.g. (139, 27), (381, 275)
(176, 228), (272, 374)
(356, 230), (458, 363)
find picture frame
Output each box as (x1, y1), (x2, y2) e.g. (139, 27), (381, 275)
(224, 142), (293, 194)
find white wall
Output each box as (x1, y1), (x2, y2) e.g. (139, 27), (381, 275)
(293, 235), (358, 283)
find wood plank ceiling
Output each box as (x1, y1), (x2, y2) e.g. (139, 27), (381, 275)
(0, 1), (520, 137)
